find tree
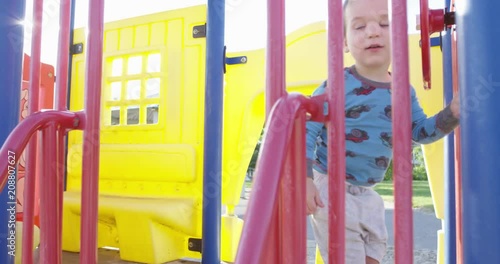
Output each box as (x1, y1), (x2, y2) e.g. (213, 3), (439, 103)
(384, 146), (428, 181)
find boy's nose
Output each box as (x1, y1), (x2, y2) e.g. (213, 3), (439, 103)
(366, 23), (381, 38)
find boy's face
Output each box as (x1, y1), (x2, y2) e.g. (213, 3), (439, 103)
(344, 0), (391, 69)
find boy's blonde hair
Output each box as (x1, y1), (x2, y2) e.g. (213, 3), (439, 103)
(343, 0), (350, 35)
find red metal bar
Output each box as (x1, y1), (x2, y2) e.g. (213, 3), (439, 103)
(80, 0), (104, 262)
(22, 0), (45, 262)
(235, 94), (321, 263)
(265, 0), (286, 116)
(419, 0), (431, 90)
(391, 0), (414, 263)
(327, 0), (346, 263)
(39, 124), (61, 263)
(0, 111), (82, 190)
(280, 113), (307, 263)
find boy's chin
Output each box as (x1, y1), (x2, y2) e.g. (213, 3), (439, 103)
(352, 54), (390, 68)
(358, 60), (390, 69)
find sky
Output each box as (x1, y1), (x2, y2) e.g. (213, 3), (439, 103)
(22, 0), (445, 67)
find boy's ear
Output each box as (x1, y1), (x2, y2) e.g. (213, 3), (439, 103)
(344, 39), (349, 53)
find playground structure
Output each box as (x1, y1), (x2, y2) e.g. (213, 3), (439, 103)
(0, 0), (499, 263)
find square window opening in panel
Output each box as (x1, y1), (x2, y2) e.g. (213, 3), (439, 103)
(127, 106), (140, 125)
(146, 104), (159, 124)
(111, 58), (123, 77)
(147, 53), (161, 73)
(128, 56), (142, 75)
(127, 80), (141, 100)
(110, 107), (120, 125)
(110, 82), (121, 101)
(146, 78), (160, 98)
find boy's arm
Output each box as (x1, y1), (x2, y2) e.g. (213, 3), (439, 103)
(305, 82), (328, 178)
(411, 87), (460, 144)
(305, 121), (326, 214)
(306, 121), (323, 178)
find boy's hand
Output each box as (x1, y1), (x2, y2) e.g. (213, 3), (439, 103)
(451, 94), (460, 119)
(306, 178), (324, 215)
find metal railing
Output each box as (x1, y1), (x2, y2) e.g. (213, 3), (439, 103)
(0, 0), (104, 263)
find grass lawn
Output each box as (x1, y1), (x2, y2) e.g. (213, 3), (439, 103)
(374, 180), (435, 212)
(244, 179), (435, 212)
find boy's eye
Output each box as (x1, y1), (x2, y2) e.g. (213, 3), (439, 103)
(380, 23), (389, 27)
(355, 25), (366, 30)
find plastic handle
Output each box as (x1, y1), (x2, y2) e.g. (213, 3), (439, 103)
(419, 0), (431, 89)
(418, 0), (445, 90)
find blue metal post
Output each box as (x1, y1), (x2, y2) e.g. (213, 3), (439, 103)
(202, 0), (224, 263)
(442, 1), (457, 263)
(0, 0), (26, 263)
(457, 1), (500, 262)
(442, 7), (457, 263)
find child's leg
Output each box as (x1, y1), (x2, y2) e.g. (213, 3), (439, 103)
(310, 171), (367, 264)
(358, 187), (387, 263)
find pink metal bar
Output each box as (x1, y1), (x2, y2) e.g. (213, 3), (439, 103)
(258, 204), (280, 263)
(22, 0), (45, 262)
(280, 113), (308, 263)
(327, 0), (346, 263)
(0, 111), (82, 189)
(235, 94), (321, 263)
(55, 0), (72, 111)
(80, 0), (105, 262)
(265, 0), (286, 115)
(391, 0), (413, 263)
(39, 124), (61, 264)
(27, 0), (43, 112)
(22, 144), (37, 264)
(57, 127), (65, 257)
(55, 1), (73, 257)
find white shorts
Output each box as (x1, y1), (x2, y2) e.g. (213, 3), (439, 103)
(310, 170), (388, 263)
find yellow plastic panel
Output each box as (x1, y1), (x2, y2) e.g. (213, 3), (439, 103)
(437, 229), (445, 264)
(150, 22), (166, 46)
(66, 144), (197, 189)
(104, 30), (119, 53)
(220, 46), (269, 262)
(409, 33), (446, 221)
(221, 215), (244, 261)
(64, 5), (207, 263)
(119, 27), (134, 50)
(134, 25), (150, 48)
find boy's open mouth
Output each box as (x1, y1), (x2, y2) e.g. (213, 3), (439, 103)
(366, 44), (383, 50)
